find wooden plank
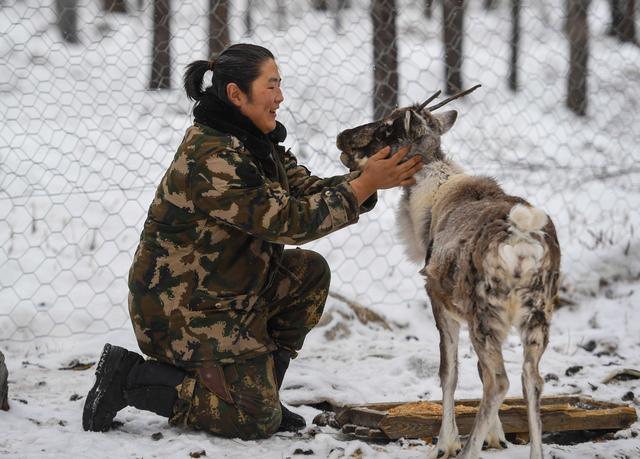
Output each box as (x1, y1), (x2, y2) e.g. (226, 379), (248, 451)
(376, 399), (637, 440)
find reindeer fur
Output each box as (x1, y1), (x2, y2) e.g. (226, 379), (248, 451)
(337, 105), (561, 459)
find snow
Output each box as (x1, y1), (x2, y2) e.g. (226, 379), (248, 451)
(1, 0), (640, 458)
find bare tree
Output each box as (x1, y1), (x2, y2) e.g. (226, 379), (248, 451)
(608, 0), (623, 35)
(609, 0), (637, 42)
(508, 0), (521, 91)
(150, 0), (171, 90)
(275, 0), (287, 31)
(209, 0), (230, 58)
(484, 0), (498, 9)
(566, 0), (590, 116)
(424, 0), (434, 18)
(0, 350), (8, 411)
(102, 0), (127, 13)
(443, 0), (464, 94)
(372, 0), (399, 119)
(245, 0), (253, 36)
(56, 0), (79, 44)
(333, 0), (349, 31)
(313, 0), (351, 12)
(312, 0), (328, 10)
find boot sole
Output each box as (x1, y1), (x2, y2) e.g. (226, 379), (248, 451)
(82, 343), (126, 432)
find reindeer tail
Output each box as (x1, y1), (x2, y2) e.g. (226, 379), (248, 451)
(496, 204), (549, 280)
(508, 203), (548, 233)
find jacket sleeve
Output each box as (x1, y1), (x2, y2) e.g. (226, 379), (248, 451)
(281, 148), (378, 214)
(191, 146), (363, 245)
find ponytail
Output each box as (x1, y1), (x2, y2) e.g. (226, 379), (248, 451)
(183, 44), (275, 105)
(183, 60), (212, 101)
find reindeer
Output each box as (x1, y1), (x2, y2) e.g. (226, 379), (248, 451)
(336, 87), (561, 459)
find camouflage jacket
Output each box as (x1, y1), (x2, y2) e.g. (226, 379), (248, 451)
(129, 122), (376, 367)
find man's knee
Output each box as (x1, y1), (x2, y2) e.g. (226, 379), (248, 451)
(301, 250), (331, 292)
(171, 355), (282, 440)
(183, 395), (281, 440)
(236, 401), (282, 440)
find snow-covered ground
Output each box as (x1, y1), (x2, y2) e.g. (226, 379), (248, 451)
(2, 280), (640, 458)
(1, 0), (639, 457)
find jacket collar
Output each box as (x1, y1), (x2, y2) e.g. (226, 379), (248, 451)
(193, 94), (287, 163)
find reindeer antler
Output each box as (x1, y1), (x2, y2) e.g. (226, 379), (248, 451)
(426, 84), (482, 111)
(418, 90), (442, 111)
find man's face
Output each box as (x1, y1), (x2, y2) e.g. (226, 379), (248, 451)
(237, 58), (284, 134)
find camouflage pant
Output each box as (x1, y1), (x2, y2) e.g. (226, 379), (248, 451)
(169, 249), (330, 439)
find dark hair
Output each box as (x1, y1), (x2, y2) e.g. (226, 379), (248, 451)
(183, 44), (275, 104)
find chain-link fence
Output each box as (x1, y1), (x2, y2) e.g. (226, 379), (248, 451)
(1, 0), (639, 342)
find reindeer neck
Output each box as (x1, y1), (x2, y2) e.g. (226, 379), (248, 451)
(412, 139), (446, 164)
(410, 154), (464, 189)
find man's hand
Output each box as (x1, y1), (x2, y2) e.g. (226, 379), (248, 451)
(350, 145), (422, 205)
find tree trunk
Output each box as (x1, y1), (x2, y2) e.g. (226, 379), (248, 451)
(566, 0), (590, 116)
(371, 0), (399, 119)
(424, 0), (434, 18)
(443, 0), (464, 95)
(312, 0), (328, 11)
(102, 0), (127, 13)
(276, 0), (287, 31)
(150, 0), (171, 90)
(209, 0), (229, 58)
(608, 0), (623, 35)
(245, 0), (253, 36)
(614, 0), (637, 42)
(333, 0), (349, 31)
(56, 0), (79, 44)
(0, 350), (8, 411)
(484, 0), (498, 10)
(508, 0), (521, 91)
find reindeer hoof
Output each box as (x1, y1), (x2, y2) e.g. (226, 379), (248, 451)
(455, 448), (461, 456)
(437, 450), (445, 458)
(499, 440), (508, 449)
(482, 441), (488, 450)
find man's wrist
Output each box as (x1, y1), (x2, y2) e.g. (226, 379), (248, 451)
(350, 175), (376, 206)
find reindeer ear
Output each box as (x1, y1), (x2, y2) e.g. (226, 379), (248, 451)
(433, 110), (458, 134)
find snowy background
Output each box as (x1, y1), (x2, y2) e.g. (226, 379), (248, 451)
(1, 0), (639, 457)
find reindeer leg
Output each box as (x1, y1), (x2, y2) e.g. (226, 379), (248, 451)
(476, 361), (508, 451)
(428, 288), (461, 459)
(458, 332), (509, 459)
(520, 311), (549, 459)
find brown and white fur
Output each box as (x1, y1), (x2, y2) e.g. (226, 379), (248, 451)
(337, 105), (561, 459)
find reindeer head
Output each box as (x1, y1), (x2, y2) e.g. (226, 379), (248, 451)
(336, 85), (480, 171)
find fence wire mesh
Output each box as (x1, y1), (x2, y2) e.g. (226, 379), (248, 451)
(1, 0), (639, 341)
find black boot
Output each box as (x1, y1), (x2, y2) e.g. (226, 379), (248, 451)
(83, 343), (185, 432)
(124, 356), (186, 417)
(273, 349), (306, 432)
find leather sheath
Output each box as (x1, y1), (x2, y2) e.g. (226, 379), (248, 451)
(197, 366), (235, 405)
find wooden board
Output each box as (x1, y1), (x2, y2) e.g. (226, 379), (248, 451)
(335, 395), (637, 440)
